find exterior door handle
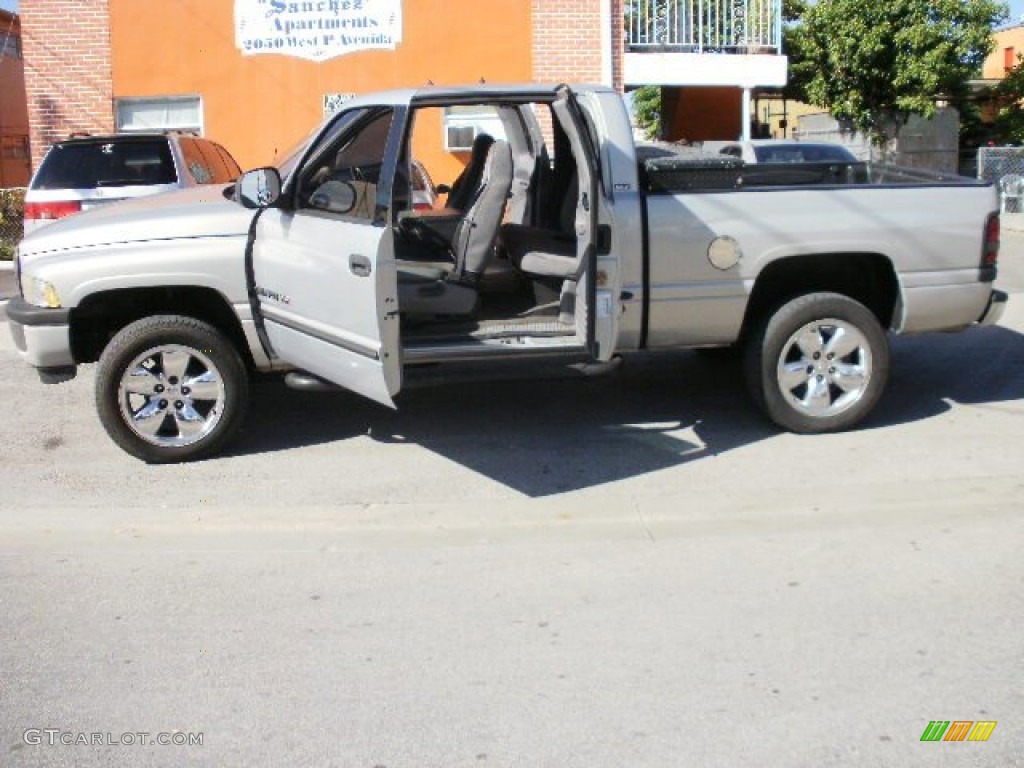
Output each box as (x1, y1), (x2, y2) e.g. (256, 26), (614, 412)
(349, 254), (372, 277)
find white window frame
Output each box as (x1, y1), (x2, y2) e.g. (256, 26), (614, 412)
(115, 95), (204, 135)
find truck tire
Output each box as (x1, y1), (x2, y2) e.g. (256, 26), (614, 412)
(95, 315), (249, 463)
(744, 292), (889, 433)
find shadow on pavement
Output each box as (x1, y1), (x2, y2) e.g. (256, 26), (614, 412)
(870, 323), (1024, 428)
(230, 322), (1024, 496)
(233, 350), (773, 496)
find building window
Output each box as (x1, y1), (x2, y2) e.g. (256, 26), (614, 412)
(442, 105), (506, 152)
(116, 96), (203, 134)
(0, 33), (21, 59)
(1005, 46), (1016, 72)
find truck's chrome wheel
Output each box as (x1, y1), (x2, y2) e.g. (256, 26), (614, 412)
(96, 315), (248, 463)
(745, 292), (890, 434)
(117, 344), (227, 447)
(775, 319), (872, 418)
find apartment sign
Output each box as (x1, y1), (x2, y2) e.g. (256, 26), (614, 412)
(235, 0), (403, 63)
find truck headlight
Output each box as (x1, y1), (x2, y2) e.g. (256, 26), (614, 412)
(24, 275), (62, 308)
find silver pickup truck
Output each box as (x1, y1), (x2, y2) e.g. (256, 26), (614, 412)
(7, 84), (1007, 462)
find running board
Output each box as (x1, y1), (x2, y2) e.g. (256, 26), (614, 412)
(571, 355), (623, 377)
(402, 338), (588, 364)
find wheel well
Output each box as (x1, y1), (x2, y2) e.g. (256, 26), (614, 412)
(742, 253), (899, 337)
(69, 286), (252, 365)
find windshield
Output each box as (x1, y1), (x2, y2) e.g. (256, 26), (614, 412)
(32, 138), (176, 190)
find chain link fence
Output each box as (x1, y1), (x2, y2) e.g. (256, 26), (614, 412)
(1, 187), (25, 260)
(977, 147), (1024, 213)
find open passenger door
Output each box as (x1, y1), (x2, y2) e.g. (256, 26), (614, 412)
(248, 107), (405, 406)
(553, 85), (618, 361)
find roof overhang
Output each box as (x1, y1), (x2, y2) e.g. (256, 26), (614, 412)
(625, 52), (788, 89)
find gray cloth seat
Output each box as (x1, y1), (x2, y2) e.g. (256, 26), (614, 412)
(501, 224), (577, 277)
(500, 175), (580, 279)
(397, 139), (514, 316)
(445, 133), (495, 211)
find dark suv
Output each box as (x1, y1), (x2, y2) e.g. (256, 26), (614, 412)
(24, 132), (241, 234)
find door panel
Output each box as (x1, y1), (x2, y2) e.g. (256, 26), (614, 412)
(253, 208), (400, 405)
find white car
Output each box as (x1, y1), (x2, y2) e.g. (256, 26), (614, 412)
(24, 132), (241, 234)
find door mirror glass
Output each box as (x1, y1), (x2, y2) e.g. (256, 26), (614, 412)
(309, 179), (357, 214)
(236, 167), (282, 209)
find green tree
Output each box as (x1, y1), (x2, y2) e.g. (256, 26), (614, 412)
(792, 0), (1007, 147)
(632, 85), (663, 140)
(781, 0), (811, 101)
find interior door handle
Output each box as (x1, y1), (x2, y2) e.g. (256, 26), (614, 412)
(349, 254), (372, 277)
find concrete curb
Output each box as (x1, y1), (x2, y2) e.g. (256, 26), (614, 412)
(0, 260), (13, 272)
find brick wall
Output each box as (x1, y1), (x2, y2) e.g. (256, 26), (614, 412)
(532, 0), (623, 90)
(610, 0), (624, 92)
(20, 0), (113, 170)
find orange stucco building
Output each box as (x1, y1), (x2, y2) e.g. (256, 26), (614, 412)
(983, 23), (1024, 79)
(109, 0), (540, 182)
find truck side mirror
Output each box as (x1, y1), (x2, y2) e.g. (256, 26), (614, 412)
(235, 167), (282, 209)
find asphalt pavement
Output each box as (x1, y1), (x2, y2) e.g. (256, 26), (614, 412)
(1, 239), (1023, 767)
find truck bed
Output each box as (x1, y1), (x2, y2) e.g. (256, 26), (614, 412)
(634, 145), (999, 349)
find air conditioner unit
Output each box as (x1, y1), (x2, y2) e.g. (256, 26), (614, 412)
(445, 124), (478, 152)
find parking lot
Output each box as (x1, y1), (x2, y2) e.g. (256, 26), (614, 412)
(1, 240), (1023, 766)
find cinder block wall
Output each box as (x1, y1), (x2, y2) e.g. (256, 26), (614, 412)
(20, 0), (114, 169)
